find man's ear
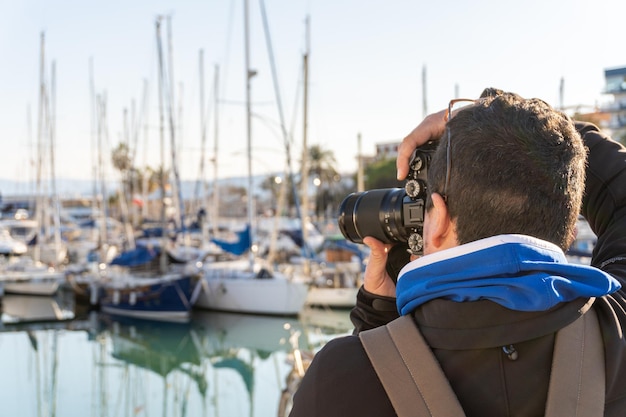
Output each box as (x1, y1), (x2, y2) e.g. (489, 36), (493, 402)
(427, 193), (457, 251)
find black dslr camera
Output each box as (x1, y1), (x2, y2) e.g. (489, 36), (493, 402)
(338, 140), (437, 257)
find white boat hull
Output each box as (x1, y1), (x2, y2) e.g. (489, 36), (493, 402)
(195, 262), (309, 316)
(0, 272), (65, 296)
(3, 280), (60, 296)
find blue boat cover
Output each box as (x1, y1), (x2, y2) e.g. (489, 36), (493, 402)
(211, 224), (251, 256)
(110, 245), (159, 267)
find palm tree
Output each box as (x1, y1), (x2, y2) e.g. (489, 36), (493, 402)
(111, 142), (170, 222)
(307, 144), (338, 184)
(111, 142), (132, 173)
(304, 144), (340, 220)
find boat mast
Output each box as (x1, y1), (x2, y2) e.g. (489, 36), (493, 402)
(119, 108), (136, 250)
(422, 65), (428, 119)
(301, 15), (311, 274)
(165, 16), (187, 244)
(244, 0), (255, 270)
(195, 49), (207, 233)
(96, 93), (110, 264)
(357, 133), (364, 192)
(89, 58), (99, 243)
(34, 32), (45, 264)
(141, 78), (150, 221)
(49, 60), (63, 267)
(212, 64), (220, 238)
(156, 17), (168, 273)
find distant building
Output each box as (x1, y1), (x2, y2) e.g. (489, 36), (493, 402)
(603, 66), (626, 131)
(355, 140), (400, 173)
(375, 142), (400, 159)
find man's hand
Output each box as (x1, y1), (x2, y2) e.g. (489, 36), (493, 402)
(396, 109), (447, 180)
(361, 108), (448, 297)
(362, 237), (396, 297)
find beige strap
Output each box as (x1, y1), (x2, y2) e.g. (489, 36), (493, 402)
(360, 315), (466, 417)
(360, 310), (605, 417)
(544, 308), (605, 416)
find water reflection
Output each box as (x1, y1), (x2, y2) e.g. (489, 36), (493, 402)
(0, 303), (353, 417)
(103, 314), (208, 397)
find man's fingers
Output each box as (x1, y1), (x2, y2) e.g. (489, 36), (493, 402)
(396, 109), (447, 180)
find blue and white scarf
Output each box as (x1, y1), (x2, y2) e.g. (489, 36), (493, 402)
(396, 234), (621, 315)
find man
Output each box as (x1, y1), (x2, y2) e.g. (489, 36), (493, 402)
(289, 89), (626, 416)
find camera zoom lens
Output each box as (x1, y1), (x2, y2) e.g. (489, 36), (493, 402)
(338, 188), (408, 244)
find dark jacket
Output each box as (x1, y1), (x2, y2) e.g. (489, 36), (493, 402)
(289, 123), (626, 417)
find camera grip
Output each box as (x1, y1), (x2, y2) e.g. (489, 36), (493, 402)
(385, 242), (412, 284)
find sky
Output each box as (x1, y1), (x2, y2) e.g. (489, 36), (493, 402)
(1, 0), (625, 196)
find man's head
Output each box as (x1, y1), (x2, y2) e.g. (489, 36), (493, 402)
(425, 88), (587, 252)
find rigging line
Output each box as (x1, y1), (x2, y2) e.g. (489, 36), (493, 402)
(125, 23), (159, 172)
(217, 0), (237, 108)
(258, 0), (304, 219)
(258, 0), (291, 153)
(194, 53), (217, 208)
(289, 59), (304, 155)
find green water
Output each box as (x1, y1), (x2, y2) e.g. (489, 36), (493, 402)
(0, 296), (352, 417)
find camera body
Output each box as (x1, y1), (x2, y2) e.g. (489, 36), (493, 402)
(337, 140), (437, 255)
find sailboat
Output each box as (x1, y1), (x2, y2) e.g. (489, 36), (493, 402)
(263, 15), (360, 310)
(196, 255), (309, 315)
(193, 0), (309, 316)
(96, 245), (200, 322)
(0, 33), (67, 298)
(79, 19), (201, 323)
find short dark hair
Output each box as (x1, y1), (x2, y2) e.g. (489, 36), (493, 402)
(427, 88), (587, 250)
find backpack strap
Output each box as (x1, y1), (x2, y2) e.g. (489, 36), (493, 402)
(359, 315), (466, 417)
(544, 307), (605, 416)
(360, 309), (605, 417)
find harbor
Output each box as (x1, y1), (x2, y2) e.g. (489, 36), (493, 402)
(0, 185), (364, 417)
(1, 0), (623, 415)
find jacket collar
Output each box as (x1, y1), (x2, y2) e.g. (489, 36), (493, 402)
(396, 234), (620, 315)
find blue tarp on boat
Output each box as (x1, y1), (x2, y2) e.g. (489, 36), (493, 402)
(110, 246), (159, 267)
(211, 225), (251, 256)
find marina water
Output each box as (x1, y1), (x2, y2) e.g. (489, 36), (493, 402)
(0, 294), (352, 417)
